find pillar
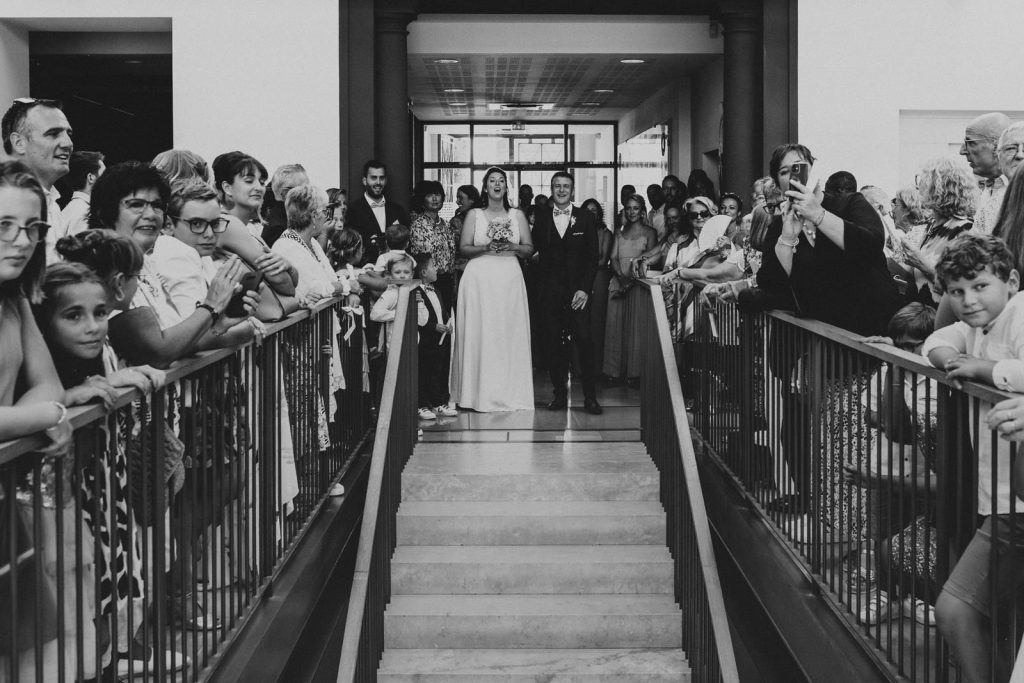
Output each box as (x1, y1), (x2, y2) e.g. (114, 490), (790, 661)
(374, 7), (416, 206)
(719, 2), (763, 198)
(340, 0), (376, 197)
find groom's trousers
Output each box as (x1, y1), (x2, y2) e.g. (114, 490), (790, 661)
(540, 286), (597, 401)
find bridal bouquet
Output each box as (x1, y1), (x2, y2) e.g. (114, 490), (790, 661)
(486, 217), (514, 247)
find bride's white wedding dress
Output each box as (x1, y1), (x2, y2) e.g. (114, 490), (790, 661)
(450, 208), (534, 412)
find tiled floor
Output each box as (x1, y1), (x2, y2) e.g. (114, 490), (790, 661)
(421, 373), (641, 442)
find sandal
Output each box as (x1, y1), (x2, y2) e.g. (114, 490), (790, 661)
(903, 596), (934, 626)
(115, 645), (190, 677)
(169, 592), (222, 631)
(856, 588), (892, 625)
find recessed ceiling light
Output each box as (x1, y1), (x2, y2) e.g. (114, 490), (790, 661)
(593, 89), (614, 94)
(581, 102), (602, 107)
(433, 59), (459, 64)
(449, 102), (468, 106)
(443, 88), (464, 93)
(620, 59), (646, 64)
(487, 102), (554, 111)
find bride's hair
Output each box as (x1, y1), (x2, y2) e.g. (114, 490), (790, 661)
(479, 166), (512, 211)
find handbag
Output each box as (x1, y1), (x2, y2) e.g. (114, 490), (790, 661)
(126, 419), (186, 527)
(0, 484), (58, 654)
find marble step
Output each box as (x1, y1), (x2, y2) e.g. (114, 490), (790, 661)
(410, 442), (650, 461)
(377, 648), (691, 682)
(391, 545), (674, 595)
(396, 501), (666, 546)
(384, 594), (683, 649)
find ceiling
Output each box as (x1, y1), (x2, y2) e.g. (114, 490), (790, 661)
(409, 53), (719, 122)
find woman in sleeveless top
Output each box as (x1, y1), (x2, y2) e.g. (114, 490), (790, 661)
(450, 167), (535, 412)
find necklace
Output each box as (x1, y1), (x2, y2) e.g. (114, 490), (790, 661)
(283, 228), (321, 262)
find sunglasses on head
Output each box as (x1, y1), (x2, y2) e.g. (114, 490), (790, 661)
(12, 97), (61, 108)
(687, 210), (711, 220)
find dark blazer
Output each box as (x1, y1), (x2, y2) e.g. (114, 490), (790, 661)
(531, 205), (599, 295)
(346, 195), (409, 266)
(416, 284), (451, 348)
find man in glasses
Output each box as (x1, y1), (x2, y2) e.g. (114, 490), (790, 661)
(997, 121), (1024, 181)
(1, 97), (74, 263)
(961, 112), (1011, 236)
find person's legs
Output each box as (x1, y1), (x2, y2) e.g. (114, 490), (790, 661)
(569, 302), (597, 401)
(542, 287), (570, 401)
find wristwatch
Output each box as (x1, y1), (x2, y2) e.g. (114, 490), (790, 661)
(196, 302), (220, 321)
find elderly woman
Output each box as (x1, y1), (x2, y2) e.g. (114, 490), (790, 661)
(903, 157), (975, 307)
(998, 121), (1024, 180)
(409, 180), (457, 309)
(891, 186), (929, 233)
(747, 142), (903, 523)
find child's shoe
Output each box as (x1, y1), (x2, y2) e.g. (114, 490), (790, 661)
(418, 407), (437, 420)
(434, 404), (458, 417)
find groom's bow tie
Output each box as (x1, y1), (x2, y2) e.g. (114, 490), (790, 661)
(370, 199), (386, 208)
(553, 207), (571, 217)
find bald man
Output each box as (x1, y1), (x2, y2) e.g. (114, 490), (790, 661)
(961, 112), (1011, 235)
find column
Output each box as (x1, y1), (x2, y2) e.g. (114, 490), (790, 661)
(719, 2), (763, 198)
(374, 7), (416, 206)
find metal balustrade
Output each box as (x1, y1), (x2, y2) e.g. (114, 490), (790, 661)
(686, 295), (1024, 682)
(635, 281), (740, 683)
(1, 297), (369, 682)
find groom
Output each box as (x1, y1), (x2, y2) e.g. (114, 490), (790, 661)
(532, 171), (602, 414)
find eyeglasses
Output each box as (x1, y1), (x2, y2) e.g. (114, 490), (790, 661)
(0, 219), (49, 244)
(121, 197), (166, 214)
(169, 215), (229, 234)
(687, 210), (712, 220)
(1000, 143), (1024, 156)
(765, 202), (781, 214)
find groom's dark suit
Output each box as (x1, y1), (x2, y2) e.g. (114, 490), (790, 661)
(346, 194), (409, 266)
(531, 204), (599, 402)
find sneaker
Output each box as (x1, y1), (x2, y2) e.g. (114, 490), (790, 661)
(418, 407), (437, 420)
(328, 482), (345, 497)
(434, 404), (458, 417)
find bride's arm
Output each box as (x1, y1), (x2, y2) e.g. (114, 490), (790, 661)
(459, 210), (490, 259)
(507, 210), (534, 258)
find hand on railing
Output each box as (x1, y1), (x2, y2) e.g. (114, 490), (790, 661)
(109, 365), (167, 394)
(987, 396), (1024, 441)
(65, 375), (121, 410)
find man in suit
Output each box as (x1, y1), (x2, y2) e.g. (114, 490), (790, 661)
(532, 171), (602, 414)
(346, 159), (409, 265)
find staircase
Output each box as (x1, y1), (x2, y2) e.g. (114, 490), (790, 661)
(376, 440), (691, 681)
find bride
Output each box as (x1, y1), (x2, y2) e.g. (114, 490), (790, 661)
(450, 166), (535, 411)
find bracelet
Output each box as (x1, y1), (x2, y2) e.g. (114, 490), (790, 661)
(247, 317), (267, 338)
(811, 210), (826, 228)
(196, 302), (220, 322)
(47, 401), (68, 431)
(777, 236), (799, 250)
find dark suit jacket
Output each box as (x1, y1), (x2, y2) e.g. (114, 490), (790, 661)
(531, 205), (599, 296)
(346, 195), (409, 266)
(416, 284), (451, 349)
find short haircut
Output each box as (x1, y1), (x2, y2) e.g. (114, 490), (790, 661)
(824, 171), (858, 195)
(284, 184), (327, 233)
(271, 163), (308, 198)
(387, 253), (414, 274)
(519, 184), (533, 195)
(719, 192), (743, 213)
(152, 149), (210, 185)
(362, 159), (387, 178)
(934, 233), (1015, 292)
(0, 160), (49, 302)
(2, 98), (63, 155)
(168, 178), (219, 218)
(88, 161), (170, 231)
(893, 186), (927, 224)
(212, 151), (268, 198)
(67, 151), (105, 191)
(550, 170), (574, 187)
(886, 302), (936, 342)
(385, 223), (411, 250)
(768, 143), (816, 185)
(412, 251), (433, 278)
(998, 121), (1024, 152)
(662, 174), (682, 188)
(57, 228), (144, 281)
(413, 180), (446, 212)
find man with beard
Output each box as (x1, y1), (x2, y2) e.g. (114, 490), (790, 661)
(346, 160), (409, 266)
(2, 97), (74, 263)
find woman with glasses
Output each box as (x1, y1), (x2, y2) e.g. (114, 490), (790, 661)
(409, 180), (457, 309)
(603, 193), (657, 382)
(88, 162), (248, 367)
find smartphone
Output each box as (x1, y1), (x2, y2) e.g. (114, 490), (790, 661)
(226, 271), (264, 318)
(792, 162), (810, 187)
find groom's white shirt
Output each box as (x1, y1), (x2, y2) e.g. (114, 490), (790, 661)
(554, 204), (572, 238)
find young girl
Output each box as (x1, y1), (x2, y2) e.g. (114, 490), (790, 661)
(370, 254), (427, 353)
(35, 260), (176, 675)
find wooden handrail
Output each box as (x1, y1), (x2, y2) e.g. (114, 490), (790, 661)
(336, 284), (415, 682)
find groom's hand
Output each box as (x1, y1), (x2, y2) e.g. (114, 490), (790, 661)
(571, 290), (589, 310)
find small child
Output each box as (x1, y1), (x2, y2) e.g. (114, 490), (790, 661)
(369, 253), (427, 353)
(330, 227), (385, 301)
(412, 253), (456, 420)
(923, 233), (1024, 681)
(373, 223), (413, 273)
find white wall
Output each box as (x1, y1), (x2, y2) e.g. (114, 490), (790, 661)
(618, 78), (693, 175)
(799, 0), (1024, 195)
(0, 1), (340, 187)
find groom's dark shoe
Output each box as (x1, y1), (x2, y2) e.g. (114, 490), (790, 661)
(584, 398), (603, 415)
(546, 397), (568, 410)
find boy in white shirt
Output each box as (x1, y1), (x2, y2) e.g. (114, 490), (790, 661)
(923, 233), (1024, 683)
(372, 223), (414, 273)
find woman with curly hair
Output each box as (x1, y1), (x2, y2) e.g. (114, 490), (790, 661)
(891, 186), (929, 233)
(903, 157), (976, 307)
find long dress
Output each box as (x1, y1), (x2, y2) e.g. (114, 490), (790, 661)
(450, 208), (534, 412)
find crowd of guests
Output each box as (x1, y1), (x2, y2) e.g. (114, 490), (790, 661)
(4, 91), (1024, 681)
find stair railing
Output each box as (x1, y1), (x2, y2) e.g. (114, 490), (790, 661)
(336, 284), (419, 682)
(635, 280), (740, 683)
